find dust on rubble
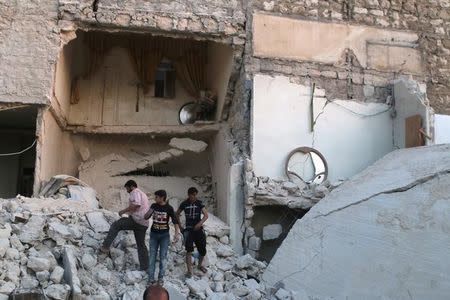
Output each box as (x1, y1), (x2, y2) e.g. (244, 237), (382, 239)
(0, 197), (295, 299)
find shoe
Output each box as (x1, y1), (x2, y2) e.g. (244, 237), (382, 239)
(185, 272), (192, 279)
(157, 278), (164, 285)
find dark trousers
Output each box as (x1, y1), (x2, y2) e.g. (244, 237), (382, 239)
(183, 228), (207, 256)
(102, 216), (149, 270)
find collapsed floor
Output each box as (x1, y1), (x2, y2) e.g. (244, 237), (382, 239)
(0, 197), (296, 300)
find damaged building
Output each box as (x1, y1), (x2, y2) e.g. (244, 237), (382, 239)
(1, 0), (450, 299)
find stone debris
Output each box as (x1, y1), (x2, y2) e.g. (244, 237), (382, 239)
(169, 137), (208, 153)
(262, 224), (282, 241)
(0, 197), (293, 299)
(44, 284), (70, 300)
(39, 175), (98, 209)
(86, 211), (113, 233)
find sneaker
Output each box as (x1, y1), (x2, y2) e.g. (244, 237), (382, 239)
(157, 278), (164, 285)
(185, 272), (192, 279)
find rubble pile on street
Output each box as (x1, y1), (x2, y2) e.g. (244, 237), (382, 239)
(0, 197), (295, 300)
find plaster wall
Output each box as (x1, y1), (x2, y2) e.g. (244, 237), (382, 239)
(54, 38), (74, 118)
(37, 110), (79, 187)
(209, 128), (244, 254)
(253, 13), (422, 74)
(252, 74), (394, 182)
(206, 42), (234, 120)
(209, 129), (232, 223)
(435, 114), (450, 145)
(53, 35), (85, 120)
(393, 79), (433, 148)
(68, 47), (192, 126)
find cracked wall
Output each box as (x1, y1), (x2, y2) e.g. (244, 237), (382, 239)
(251, 74), (394, 182)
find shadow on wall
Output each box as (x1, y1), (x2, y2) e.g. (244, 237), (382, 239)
(251, 205), (308, 263)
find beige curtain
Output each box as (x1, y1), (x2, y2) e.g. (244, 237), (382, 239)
(70, 32), (111, 104)
(172, 41), (206, 98)
(127, 36), (206, 98)
(127, 37), (163, 94)
(71, 34), (208, 104)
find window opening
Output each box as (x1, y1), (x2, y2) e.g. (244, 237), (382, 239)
(154, 60), (176, 98)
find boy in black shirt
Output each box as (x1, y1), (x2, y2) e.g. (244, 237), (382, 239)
(176, 187), (209, 277)
(144, 190), (180, 284)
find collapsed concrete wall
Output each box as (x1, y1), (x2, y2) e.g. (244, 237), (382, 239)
(263, 144), (450, 299)
(77, 137), (214, 212)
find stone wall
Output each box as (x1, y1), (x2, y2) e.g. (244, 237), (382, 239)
(251, 0), (450, 113)
(0, 1), (60, 105)
(58, 0), (246, 43)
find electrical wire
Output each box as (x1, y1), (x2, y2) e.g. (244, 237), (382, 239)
(0, 139), (37, 157)
(327, 100), (393, 118)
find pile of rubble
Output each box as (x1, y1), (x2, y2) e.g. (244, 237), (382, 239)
(0, 197), (295, 299)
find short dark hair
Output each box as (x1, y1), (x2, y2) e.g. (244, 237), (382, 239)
(187, 187), (198, 195)
(143, 285), (169, 300)
(124, 180), (137, 188)
(154, 190), (167, 200)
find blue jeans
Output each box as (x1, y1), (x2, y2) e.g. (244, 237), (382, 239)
(148, 231), (170, 281)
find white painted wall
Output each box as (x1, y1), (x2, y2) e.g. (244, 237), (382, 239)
(435, 114), (450, 145)
(209, 129), (244, 254)
(252, 74), (394, 182)
(209, 129), (231, 222)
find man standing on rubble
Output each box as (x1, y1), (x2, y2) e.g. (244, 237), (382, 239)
(100, 180), (149, 271)
(144, 189), (180, 284)
(176, 187), (209, 277)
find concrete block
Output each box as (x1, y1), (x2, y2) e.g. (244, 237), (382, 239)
(169, 137), (208, 153)
(262, 224), (282, 240)
(248, 236), (261, 251)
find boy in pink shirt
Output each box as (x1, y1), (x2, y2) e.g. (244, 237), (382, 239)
(101, 180), (149, 270)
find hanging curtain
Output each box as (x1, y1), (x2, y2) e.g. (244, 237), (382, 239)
(70, 32), (111, 104)
(173, 41), (206, 98)
(127, 37), (163, 94)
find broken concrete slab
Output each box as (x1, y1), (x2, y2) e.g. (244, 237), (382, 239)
(44, 284), (70, 300)
(0, 239), (10, 257)
(50, 266), (65, 284)
(0, 223), (12, 239)
(86, 212), (110, 233)
(18, 216), (45, 244)
(62, 246), (82, 297)
(204, 214), (230, 238)
(27, 257), (51, 272)
(169, 137), (208, 153)
(263, 144), (450, 299)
